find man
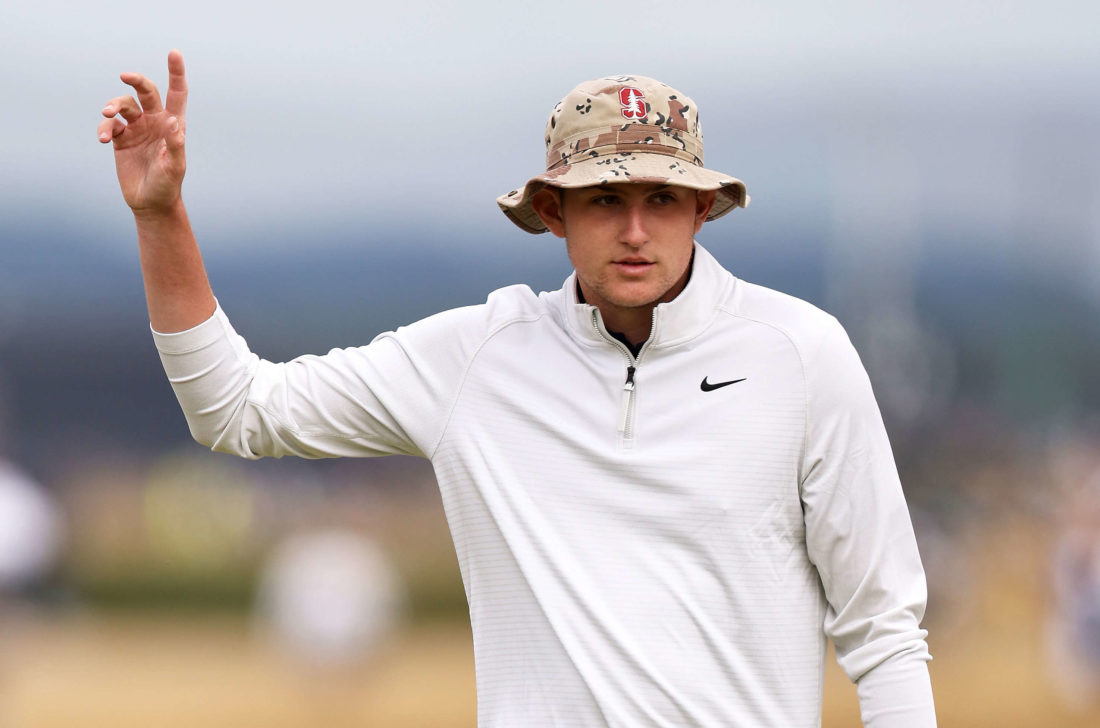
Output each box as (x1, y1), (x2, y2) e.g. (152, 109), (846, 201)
(98, 52), (936, 726)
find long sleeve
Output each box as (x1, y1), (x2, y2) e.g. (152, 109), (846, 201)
(151, 301), (482, 460)
(799, 317), (937, 727)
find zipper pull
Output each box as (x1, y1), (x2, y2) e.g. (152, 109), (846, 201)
(618, 366), (636, 434)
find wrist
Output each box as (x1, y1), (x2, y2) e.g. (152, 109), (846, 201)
(132, 198), (187, 224)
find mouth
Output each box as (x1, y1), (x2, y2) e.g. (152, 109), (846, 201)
(612, 257), (655, 273)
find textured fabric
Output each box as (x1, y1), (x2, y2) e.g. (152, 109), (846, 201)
(153, 243), (935, 727)
(497, 76), (748, 233)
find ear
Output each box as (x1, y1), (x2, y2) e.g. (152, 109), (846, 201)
(693, 190), (718, 234)
(531, 186), (567, 238)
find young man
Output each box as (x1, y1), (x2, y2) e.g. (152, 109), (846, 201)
(99, 52), (937, 726)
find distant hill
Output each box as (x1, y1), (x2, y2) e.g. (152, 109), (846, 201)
(1, 214), (1096, 478)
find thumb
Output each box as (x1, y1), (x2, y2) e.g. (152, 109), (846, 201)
(164, 115), (186, 164)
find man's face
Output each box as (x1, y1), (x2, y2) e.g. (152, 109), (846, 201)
(533, 183), (715, 318)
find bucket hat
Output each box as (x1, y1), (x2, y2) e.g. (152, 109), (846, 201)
(497, 74), (749, 234)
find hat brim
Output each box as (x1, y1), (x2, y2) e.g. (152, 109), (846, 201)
(496, 153), (749, 234)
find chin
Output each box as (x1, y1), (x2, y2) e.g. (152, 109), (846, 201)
(605, 288), (667, 309)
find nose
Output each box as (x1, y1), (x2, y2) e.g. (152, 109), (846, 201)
(619, 203), (649, 247)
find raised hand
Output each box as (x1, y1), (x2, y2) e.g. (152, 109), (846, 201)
(98, 49), (189, 213)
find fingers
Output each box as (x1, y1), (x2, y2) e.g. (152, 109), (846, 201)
(97, 116), (126, 143)
(118, 70), (164, 114)
(102, 94), (144, 123)
(164, 49), (188, 119)
(98, 51), (188, 146)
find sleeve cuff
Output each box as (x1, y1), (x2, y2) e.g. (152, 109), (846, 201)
(856, 650), (937, 727)
(150, 300), (231, 355)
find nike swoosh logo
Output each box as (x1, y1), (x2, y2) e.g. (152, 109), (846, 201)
(700, 376), (746, 392)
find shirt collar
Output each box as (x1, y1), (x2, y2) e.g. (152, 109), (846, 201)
(558, 242), (734, 350)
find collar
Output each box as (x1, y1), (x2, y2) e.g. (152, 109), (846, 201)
(557, 242), (735, 350)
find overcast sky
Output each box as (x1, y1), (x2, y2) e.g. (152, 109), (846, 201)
(1, 0), (1097, 291)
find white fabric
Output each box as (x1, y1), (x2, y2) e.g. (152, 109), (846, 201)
(153, 243), (935, 727)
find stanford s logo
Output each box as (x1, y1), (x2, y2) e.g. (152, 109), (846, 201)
(619, 87), (646, 120)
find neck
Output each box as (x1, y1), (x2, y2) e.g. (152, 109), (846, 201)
(574, 281), (657, 346)
(599, 306), (656, 346)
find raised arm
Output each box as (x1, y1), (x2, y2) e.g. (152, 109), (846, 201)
(98, 49), (215, 332)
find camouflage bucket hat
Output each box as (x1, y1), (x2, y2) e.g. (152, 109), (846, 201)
(497, 74), (749, 234)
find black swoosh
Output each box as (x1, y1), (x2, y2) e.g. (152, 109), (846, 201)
(700, 376), (746, 392)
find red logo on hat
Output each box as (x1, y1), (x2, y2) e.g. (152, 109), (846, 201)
(619, 87), (646, 120)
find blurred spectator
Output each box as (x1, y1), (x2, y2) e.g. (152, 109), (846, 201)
(1047, 467), (1100, 708)
(255, 529), (402, 668)
(0, 459), (63, 597)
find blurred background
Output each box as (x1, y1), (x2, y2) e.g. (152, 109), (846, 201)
(2, 1), (1099, 725)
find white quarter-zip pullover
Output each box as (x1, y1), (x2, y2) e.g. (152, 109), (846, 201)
(153, 243), (935, 727)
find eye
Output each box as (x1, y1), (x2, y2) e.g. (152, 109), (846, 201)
(591, 194), (620, 207)
(650, 191), (678, 206)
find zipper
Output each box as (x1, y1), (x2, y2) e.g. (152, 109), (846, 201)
(591, 309), (658, 444)
(618, 365), (636, 436)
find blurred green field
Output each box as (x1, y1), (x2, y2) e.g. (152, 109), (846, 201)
(0, 614), (1093, 728)
(5, 524), (1100, 728)
(0, 615), (476, 728)
(8, 459), (1100, 726)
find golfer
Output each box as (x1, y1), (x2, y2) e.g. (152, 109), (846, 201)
(98, 51), (937, 727)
